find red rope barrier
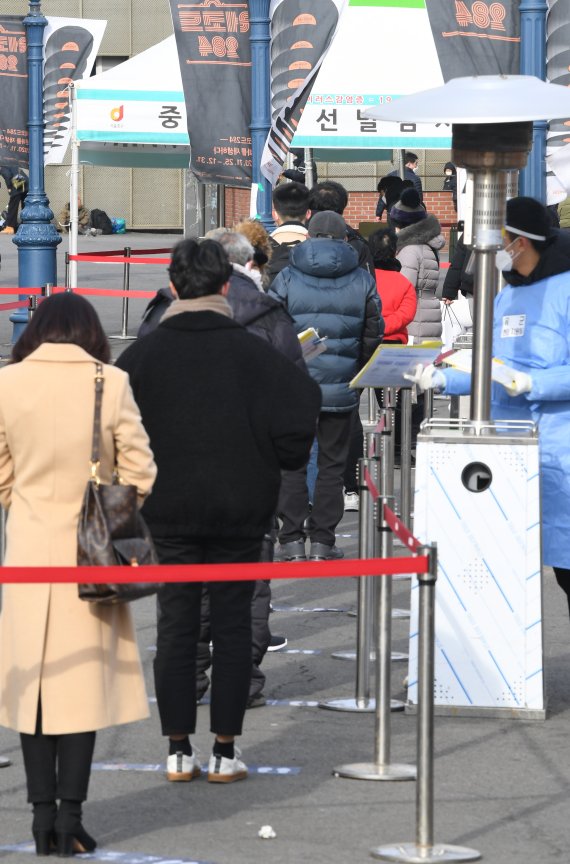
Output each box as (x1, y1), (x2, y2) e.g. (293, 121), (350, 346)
(129, 248), (173, 255)
(69, 247), (173, 259)
(52, 287), (156, 299)
(67, 255), (170, 265)
(0, 300), (28, 312)
(0, 288), (43, 296)
(383, 504), (422, 552)
(0, 287), (156, 299)
(0, 556), (428, 584)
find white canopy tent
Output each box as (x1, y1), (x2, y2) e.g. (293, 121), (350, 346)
(73, 36), (189, 169)
(68, 37), (189, 287)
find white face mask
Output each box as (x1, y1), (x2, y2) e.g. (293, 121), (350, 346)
(495, 237), (520, 272)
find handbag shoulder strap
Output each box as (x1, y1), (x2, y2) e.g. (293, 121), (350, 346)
(90, 363), (104, 479)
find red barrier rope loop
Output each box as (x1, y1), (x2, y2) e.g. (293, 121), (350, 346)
(0, 556), (429, 584)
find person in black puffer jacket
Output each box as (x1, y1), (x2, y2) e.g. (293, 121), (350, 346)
(270, 210), (383, 562)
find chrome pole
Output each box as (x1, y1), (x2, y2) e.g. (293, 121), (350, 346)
(400, 387), (413, 529)
(322, 435), (380, 713)
(120, 246), (131, 339)
(333, 419), (415, 782)
(371, 545), (481, 862)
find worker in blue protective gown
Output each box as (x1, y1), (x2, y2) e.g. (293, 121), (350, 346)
(408, 197), (570, 618)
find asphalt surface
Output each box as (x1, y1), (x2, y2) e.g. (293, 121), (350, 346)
(0, 232), (569, 863)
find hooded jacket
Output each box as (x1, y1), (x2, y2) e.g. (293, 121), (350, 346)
(443, 236), (570, 568)
(269, 237), (384, 412)
(396, 214), (445, 341)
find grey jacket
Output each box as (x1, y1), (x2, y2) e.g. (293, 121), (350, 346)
(396, 214), (445, 341)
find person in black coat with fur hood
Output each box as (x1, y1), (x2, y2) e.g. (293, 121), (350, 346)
(117, 239), (320, 784)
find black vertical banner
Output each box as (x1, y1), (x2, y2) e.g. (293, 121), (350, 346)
(0, 16), (29, 167)
(426, 0), (519, 80)
(169, 1), (252, 186)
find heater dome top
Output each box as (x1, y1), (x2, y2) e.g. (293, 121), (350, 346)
(366, 75), (570, 125)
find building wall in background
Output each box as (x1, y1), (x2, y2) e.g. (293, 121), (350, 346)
(1, 1), (455, 231)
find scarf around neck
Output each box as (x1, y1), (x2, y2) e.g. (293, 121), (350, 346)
(160, 293), (233, 323)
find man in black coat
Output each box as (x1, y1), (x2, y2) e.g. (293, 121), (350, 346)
(116, 239), (321, 785)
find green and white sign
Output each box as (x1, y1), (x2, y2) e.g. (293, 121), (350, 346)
(292, 0), (450, 150)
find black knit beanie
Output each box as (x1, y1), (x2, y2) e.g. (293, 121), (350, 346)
(389, 188), (427, 227)
(505, 196), (551, 242)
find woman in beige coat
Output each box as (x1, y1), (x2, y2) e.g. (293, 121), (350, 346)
(0, 293), (156, 856)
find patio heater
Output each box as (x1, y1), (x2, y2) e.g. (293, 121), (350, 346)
(368, 76), (570, 719)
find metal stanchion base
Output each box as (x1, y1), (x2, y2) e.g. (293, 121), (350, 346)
(109, 334), (136, 341)
(370, 842), (481, 862)
(319, 697), (405, 713)
(331, 650), (408, 662)
(0, 756), (11, 768)
(333, 761), (416, 781)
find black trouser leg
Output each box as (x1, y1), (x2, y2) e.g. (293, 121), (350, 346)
(20, 704), (57, 804)
(309, 411), (353, 546)
(553, 567), (570, 618)
(6, 192), (25, 229)
(196, 586), (212, 701)
(20, 702), (94, 804)
(153, 536), (258, 738)
(249, 580), (271, 699)
(277, 465), (310, 544)
(56, 732), (96, 802)
(343, 407), (363, 493)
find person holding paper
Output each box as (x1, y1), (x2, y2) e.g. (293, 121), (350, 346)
(269, 210), (383, 561)
(410, 196), (570, 619)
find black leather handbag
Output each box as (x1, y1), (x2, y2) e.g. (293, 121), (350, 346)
(77, 363), (160, 605)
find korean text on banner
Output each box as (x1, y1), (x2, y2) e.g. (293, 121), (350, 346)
(425, 0), (520, 79)
(169, 0), (253, 187)
(0, 16), (28, 167)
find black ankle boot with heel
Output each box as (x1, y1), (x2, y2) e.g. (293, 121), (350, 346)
(32, 802), (57, 856)
(54, 800), (96, 857)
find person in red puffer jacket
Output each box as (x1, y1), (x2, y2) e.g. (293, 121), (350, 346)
(369, 227), (417, 343)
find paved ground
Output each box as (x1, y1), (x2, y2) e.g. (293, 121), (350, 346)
(0, 233), (569, 864)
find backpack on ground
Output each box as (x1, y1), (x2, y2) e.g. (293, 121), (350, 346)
(90, 208), (113, 235)
(111, 217), (126, 234)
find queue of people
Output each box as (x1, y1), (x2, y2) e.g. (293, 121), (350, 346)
(1, 183), (570, 857)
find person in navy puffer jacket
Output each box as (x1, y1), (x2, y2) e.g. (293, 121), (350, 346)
(269, 210), (384, 561)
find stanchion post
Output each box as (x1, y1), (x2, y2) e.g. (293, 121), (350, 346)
(400, 387), (413, 529)
(42, 282), (53, 297)
(332, 420), (415, 781)
(355, 455), (376, 707)
(120, 246), (131, 338)
(65, 251), (69, 288)
(27, 296), (37, 321)
(322, 434), (380, 712)
(416, 543), (437, 851)
(371, 544), (481, 863)
(423, 388), (434, 422)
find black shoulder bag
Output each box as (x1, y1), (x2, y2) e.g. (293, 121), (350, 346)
(77, 363), (160, 604)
